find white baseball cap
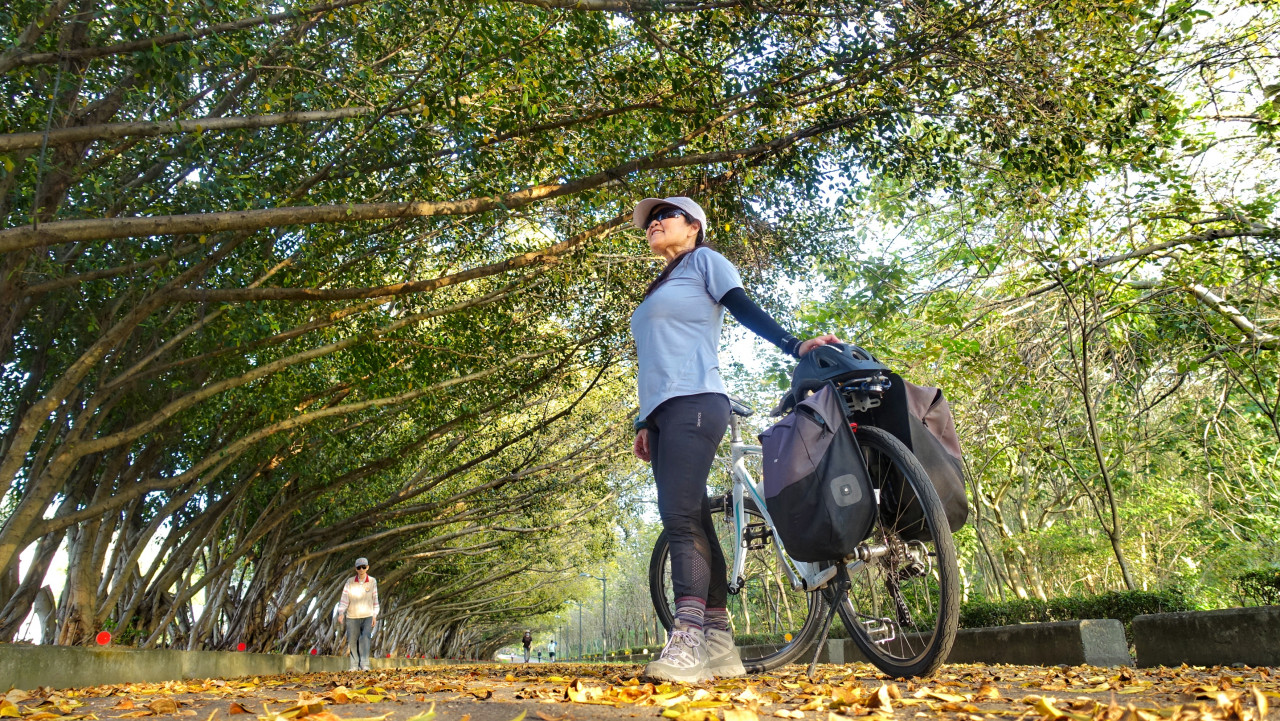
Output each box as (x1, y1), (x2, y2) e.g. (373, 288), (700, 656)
(632, 196), (708, 234)
(354, 557), (369, 567)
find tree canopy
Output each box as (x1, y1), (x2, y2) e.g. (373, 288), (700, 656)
(1, 0), (1276, 654)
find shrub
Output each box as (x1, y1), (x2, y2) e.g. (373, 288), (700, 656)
(1234, 568), (1280, 607)
(960, 589), (1192, 640)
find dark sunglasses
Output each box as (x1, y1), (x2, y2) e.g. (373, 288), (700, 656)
(647, 207), (688, 225)
(356, 565), (368, 570)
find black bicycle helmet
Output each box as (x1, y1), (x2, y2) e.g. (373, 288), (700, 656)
(773, 343), (889, 414)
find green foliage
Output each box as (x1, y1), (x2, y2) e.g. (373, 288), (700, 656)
(1234, 568), (1280, 607)
(960, 590), (1193, 630)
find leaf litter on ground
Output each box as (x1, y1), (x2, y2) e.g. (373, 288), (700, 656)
(21, 662), (1274, 721)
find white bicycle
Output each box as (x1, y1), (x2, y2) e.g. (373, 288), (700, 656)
(647, 389), (959, 678)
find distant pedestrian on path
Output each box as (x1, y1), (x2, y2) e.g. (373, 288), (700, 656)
(522, 630), (532, 662)
(336, 557), (380, 671)
(548, 639), (557, 662)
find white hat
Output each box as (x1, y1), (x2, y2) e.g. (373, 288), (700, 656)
(354, 557), (369, 567)
(632, 196), (708, 234)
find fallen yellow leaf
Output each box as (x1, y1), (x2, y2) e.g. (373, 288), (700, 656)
(975, 686), (1002, 700)
(147, 700), (178, 715)
(657, 695), (691, 708)
(734, 688), (763, 704)
(867, 685), (893, 712)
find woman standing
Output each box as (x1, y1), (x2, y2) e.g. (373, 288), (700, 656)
(630, 196), (838, 683)
(336, 557), (379, 671)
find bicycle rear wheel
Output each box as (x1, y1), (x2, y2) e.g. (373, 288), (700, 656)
(836, 425), (959, 678)
(649, 495), (825, 672)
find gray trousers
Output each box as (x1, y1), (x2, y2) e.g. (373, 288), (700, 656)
(344, 616), (373, 670)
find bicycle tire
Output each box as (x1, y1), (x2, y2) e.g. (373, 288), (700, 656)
(648, 494), (826, 672)
(836, 425), (959, 678)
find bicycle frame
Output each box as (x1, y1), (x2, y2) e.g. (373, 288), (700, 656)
(724, 412), (835, 595)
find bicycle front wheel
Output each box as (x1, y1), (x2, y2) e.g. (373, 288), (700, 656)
(836, 425), (959, 678)
(649, 495), (826, 672)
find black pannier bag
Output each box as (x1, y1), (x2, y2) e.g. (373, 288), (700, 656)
(845, 373), (969, 540)
(759, 384), (877, 562)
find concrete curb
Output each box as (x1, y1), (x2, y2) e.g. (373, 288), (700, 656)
(743, 619), (1132, 667)
(1132, 605), (1280, 668)
(0, 644), (453, 691)
(946, 619), (1130, 667)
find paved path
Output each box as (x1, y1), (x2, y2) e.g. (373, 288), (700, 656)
(10, 662), (1276, 721)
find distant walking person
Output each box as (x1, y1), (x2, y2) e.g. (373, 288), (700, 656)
(522, 630), (532, 662)
(548, 639), (557, 662)
(336, 557), (380, 671)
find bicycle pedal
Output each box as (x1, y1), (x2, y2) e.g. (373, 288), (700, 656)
(861, 617), (897, 644)
(744, 523), (772, 550)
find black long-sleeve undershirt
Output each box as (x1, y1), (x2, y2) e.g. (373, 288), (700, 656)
(719, 287), (801, 358)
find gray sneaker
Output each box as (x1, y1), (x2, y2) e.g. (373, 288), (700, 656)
(644, 627), (712, 683)
(703, 628), (746, 678)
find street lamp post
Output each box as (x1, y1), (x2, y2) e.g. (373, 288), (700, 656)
(574, 600), (583, 660)
(580, 572), (606, 655)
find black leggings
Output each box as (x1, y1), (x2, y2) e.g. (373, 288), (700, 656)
(649, 392), (731, 608)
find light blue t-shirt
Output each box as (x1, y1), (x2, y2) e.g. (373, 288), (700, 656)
(630, 247), (744, 421)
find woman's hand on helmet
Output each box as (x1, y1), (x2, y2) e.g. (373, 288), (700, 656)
(797, 334), (842, 356)
(633, 428), (651, 462)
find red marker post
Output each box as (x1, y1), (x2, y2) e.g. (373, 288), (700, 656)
(310, 648), (318, 655)
(96, 631), (111, 646)
(237, 642), (246, 652)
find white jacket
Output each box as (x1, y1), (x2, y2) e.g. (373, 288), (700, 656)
(337, 575), (379, 619)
